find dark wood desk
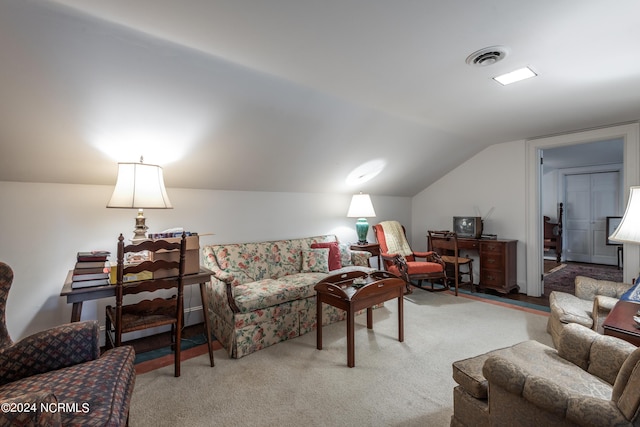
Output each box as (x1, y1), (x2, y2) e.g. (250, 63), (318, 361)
(315, 270), (405, 367)
(61, 267), (215, 365)
(603, 300), (640, 347)
(457, 238), (518, 294)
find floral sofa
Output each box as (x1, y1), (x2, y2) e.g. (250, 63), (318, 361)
(202, 235), (373, 358)
(451, 323), (640, 427)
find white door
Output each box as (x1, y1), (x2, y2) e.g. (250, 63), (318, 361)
(564, 172), (619, 264)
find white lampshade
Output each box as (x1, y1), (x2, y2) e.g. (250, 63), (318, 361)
(107, 161), (172, 209)
(609, 186), (640, 244)
(347, 193), (376, 218)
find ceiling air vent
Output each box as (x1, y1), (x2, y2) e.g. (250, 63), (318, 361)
(466, 46), (509, 67)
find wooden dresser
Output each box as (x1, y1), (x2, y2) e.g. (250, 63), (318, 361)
(458, 238), (518, 294)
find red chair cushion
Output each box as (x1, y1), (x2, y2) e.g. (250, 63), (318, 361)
(387, 261), (442, 276)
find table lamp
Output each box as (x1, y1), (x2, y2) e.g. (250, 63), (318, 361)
(609, 186), (640, 245)
(107, 157), (173, 242)
(347, 193), (376, 245)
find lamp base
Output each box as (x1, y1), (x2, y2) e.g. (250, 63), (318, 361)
(131, 209), (149, 242)
(355, 218), (370, 246)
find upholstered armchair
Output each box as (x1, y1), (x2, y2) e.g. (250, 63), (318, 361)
(373, 220), (446, 293)
(0, 262), (136, 426)
(547, 275), (632, 347)
(452, 323), (640, 427)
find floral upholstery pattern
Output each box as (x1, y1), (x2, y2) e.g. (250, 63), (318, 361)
(451, 323), (640, 427)
(0, 262), (136, 426)
(301, 248), (330, 273)
(202, 235), (374, 358)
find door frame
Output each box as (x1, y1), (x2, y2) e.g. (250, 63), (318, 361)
(525, 122), (640, 297)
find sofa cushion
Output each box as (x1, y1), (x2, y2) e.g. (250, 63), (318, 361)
(338, 243), (353, 266)
(613, 347), (640, 420)
(301, 248), (330, 273)
(233, 272), (328, 313)
(207, 242), (271, 285)
(311, 242), (342, 270)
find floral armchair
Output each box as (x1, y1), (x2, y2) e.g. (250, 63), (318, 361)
(0, 262), (136, 426)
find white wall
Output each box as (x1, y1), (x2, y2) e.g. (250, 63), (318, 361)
(411, 140), (528, 290)
(0, 181), (410, 341)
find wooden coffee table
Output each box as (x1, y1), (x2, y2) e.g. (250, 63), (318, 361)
(603, 300), (640, 347)
(315, 270), (405, 367)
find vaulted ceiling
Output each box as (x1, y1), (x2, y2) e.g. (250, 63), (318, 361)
(1, 0), (639, 196)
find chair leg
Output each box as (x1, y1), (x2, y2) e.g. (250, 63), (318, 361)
(175, 323), (181, 377)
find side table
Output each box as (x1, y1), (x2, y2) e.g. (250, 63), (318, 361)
(603, 300), (640, 347)
(315, 270), (405, 367)
(350, 243), (381, 268)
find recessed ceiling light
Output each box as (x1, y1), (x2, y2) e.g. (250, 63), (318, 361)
(493, 67), (537, 85)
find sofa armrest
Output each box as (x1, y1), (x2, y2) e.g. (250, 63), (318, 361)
(0, 321), (100, 385)
(350, 250), (371, 267)
(592, 295), (620, 333)
(0, 391), (61, 426)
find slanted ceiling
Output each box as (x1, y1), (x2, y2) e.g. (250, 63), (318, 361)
(1, 0), (640, 196)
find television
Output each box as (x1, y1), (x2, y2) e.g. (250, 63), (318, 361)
(453, 216), (483, 238)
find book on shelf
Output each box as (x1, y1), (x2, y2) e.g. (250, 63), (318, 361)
(71, 277), (110, 289)
(76, 251), (110, 262)
(72, 265), (109, 275)
(71, 271), (110, 282)
(74, 260), (109, 270)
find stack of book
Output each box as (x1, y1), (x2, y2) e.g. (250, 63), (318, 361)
(72, 251), (111, 289)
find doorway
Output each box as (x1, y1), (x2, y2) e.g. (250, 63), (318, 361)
(526, 123), (640, 297)
(563, 170), (621, 265)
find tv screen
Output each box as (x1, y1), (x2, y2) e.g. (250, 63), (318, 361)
(453, 216), (483, 238)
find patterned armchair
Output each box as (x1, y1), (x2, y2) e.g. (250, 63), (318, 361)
(0, 262), (136, 426)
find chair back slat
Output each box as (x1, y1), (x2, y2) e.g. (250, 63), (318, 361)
(123, 259), (180, 275)
(107, 232), (187, 377)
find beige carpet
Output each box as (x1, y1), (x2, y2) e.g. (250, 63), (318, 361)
(130, 291), (552, 427)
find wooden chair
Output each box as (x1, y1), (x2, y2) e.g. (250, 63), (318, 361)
(544, 202), (563, 263)
(427, 230), (474, 296)
(372, 220), (446, 293)
(106, 233), (187, 377)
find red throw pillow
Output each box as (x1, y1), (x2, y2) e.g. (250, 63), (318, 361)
(311, 242), (342, 271)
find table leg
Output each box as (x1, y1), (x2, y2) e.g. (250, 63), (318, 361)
(316, 296), (323, 350)
(71, 302), (83, 323)
(199, 281), (215, 367)
(347, 307), (355, 367)
(366, 307), (373, 329)
(398, 295), (404, 342)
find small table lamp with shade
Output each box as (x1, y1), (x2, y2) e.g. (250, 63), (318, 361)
(347, 193), (376, 245)
(608, 185), (640, 306)
(609, 186), (640, 246)
(106, 157), (173, 242)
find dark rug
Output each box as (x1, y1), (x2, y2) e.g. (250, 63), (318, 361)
(543, 261), (623, 296)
